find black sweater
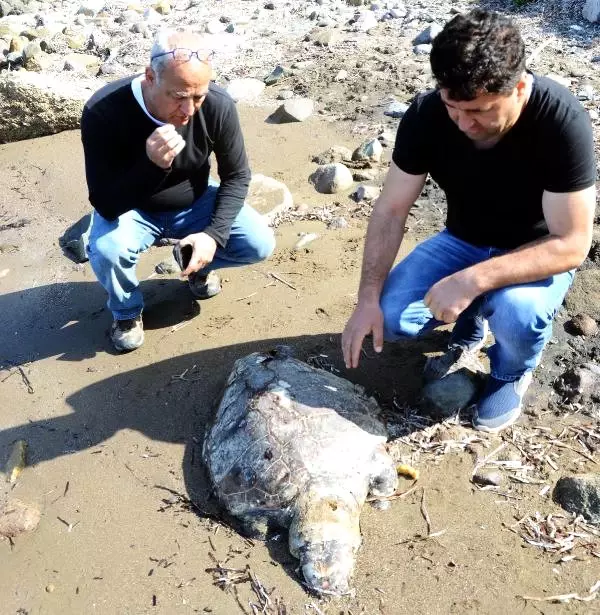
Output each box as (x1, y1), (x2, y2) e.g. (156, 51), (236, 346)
(80, 76), (251, 247)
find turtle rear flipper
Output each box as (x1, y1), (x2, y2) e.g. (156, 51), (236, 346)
(368, 446), (399, 498)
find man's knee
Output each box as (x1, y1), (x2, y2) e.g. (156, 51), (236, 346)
(487, 286), (552, 335)
(242, 225), (276, 263)
(89, 230), (132, 265)
(381, 295), (427, 341)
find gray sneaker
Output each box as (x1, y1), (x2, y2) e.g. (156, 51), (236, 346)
(188, 270), (222, 300)
(110, 315), (144, 351)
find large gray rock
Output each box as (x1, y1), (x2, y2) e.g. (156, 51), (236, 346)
(309, 163), (354, 194)
(0, 71), (103, 143)
(553, 474), (600, 523)
(413, 24), (443, 46)
(271, 98), (315, 123)
(246, 174), (293, 225)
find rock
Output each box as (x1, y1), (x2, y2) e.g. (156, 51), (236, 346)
(63, 53), (101, 74)
(130, 21), (149, 36)
(77, 0), (104, 17)
(0, 22), (21, 40)
(353, 10), (378, 32)
(546, 73), (572, 88)
(384, 100), (408, 118)
(422, 371), (481, 418)
(23, 50), (52, 72)
(0, 499), (41, 538)
(277, 90), (294, 100)
(352, 138), (383, 163)
(98, 61), (126, 76)
(388, 5), (407, 18)
(312, 145), (353, 165)
(225, 23), (235, 33)
(354, 184), (380, 201)
(583, 0), (600, 22)
(334, 69), (348, 81)
(153, 0), (170, 14)
(264, 1), (275, 8)
(271, 98), (315, 123)
(226, 78), (266, 102)
(472, 471), (503, 487)
(309, 163), (354, 194)
(9, 37), (26, 53)
(4, 51), (23, 68)
(565, 269), (600, 319)
(553, 474), (600, 523)
(307, 27), (340, 46)
(578, 84), (595, 100)
(413, 44), (432, 56)
(0, 71), (104, 143)
(66, 33), (87, 50)
(206, 19), (224, 34)
(589, 109), (599, 121)
(413, 24), (442, 45)
(328, 216), (348, 230)
(568, 313), (598, 336)
(346, 0), (368, 5)
(556, 362), (600, 404)
(264, 65), (287, 86)
(247, 174), (293, 225)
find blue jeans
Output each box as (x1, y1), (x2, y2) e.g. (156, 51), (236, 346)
(380, 230), (574, 381)
(88, 184), (276, 320)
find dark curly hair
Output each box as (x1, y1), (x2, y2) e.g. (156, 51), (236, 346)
(430, 9), (526, 101)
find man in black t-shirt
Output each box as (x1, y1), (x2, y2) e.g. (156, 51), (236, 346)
(342, 9), (596, 432)
(81, 29), (275, 352)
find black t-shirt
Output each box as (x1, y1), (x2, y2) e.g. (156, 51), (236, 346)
(80, 76), (251, 248)
(392, 74), (597, 249)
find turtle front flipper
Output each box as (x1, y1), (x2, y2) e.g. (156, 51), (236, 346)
(368, 445), (399, 498)
(288, 482), (361, 596)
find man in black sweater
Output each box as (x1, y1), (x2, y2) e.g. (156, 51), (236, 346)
(81, 29), (275, 351)
(342, 9), (597, 432)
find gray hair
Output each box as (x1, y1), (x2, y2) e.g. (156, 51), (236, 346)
(150, 29), (177, 81)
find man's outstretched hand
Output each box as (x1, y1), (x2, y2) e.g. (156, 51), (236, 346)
(342, 301), (384, 369)
(424, 272), (479, 323)
(177, 232), (218, 277)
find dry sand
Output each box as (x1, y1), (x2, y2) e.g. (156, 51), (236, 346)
(1, 105), (599, 614)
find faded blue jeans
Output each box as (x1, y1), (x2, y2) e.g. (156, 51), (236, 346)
(88, 184), (276, 320)
(380, 230), (574, 381)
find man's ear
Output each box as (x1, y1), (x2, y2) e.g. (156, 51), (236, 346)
(145, 65), (155, 85)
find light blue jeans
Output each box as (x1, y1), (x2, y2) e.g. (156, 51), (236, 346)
(88, 184), (276, 320)
(380, 230), (574, 381)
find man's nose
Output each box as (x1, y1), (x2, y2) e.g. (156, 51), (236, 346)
(180, 98), (195, 116)
(457, 111), (475, 132)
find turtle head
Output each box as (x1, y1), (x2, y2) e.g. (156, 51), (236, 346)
(289, 485), (361, 596)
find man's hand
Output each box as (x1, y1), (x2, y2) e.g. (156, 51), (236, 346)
(178, 233), (218, 276)
(342, 301), (384, 369)
(146, 124), (186, 169)
(424, 270), (480, 323)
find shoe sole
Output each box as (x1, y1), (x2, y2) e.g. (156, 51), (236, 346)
(472, 408), (521, 433)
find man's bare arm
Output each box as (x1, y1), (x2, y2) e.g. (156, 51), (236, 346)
(425, 185), (596, 323)
(342, 163), (427, 368)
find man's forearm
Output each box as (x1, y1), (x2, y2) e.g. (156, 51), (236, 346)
(464, 234), (588, 295)
(358, 206), (407, 303)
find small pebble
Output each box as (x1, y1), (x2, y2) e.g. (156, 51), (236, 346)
(46, 584), (55, 593)
(569, 313), (598, 337)
(370, 499), (391, 511)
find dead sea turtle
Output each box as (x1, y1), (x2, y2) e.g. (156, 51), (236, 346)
(202, 347), (398, 595)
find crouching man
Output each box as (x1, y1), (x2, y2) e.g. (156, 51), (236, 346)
(81, 28), (275, 351)
(342, 9), (596, 432)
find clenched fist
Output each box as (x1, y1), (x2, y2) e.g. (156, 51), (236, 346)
(146, 124), (186, 169)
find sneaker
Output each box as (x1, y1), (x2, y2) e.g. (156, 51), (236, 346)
(188, 270), (222, 300)
(450, 317), (490, 353)
(110, 315), (144, 352)
(472, 372), (533, 433)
